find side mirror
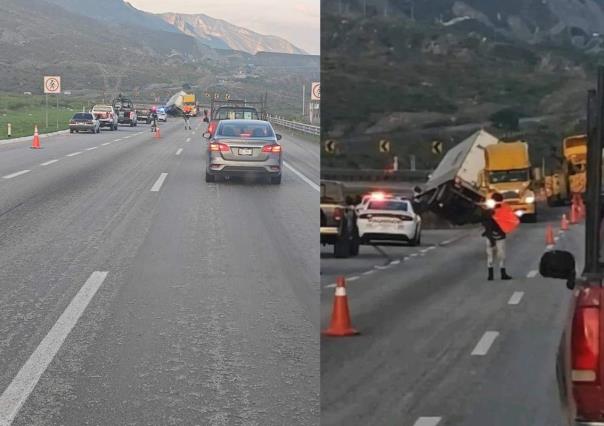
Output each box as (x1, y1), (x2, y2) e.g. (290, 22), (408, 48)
(276, 134), (282, 141)
(203, 132), (211, 139)
(539, 250), (577, 290)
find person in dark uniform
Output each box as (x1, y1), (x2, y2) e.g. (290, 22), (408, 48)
(482, 192), (513, 281)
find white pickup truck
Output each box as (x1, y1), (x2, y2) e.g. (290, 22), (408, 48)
(91, 105), (118, 131)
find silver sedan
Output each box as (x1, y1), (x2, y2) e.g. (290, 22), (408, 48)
(204, 120), (283, 184)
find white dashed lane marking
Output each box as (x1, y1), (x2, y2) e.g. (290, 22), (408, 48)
(508, 291), (524, 305)
(40, 160), (59, 166)
(85, 147), (98, 151)
(413, 418), (442, 426)
(471, 331), (499, 356)
(150, 173), (168, 192)
(347, 276), (360, 282)
(362, 270), (375, 276)
(3, 170), (31, 179)
(176, 148), (183, 156)
(66, 152), (82, 157)
(527, 270), (538, 278)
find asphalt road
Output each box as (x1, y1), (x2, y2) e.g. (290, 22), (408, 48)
(321, 204), (581, 426)
(0, 118), (319, 425)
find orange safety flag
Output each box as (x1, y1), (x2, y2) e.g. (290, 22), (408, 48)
(493, 203), (520, 234)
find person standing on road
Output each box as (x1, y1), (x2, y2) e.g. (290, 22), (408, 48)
(182, 106), (192, 130)
(482, 192), (513, 281)
(149, 106), (158, 133)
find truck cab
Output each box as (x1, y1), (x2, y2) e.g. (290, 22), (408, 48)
(481, 141), (537, 222)
(540, 81), (604, 426)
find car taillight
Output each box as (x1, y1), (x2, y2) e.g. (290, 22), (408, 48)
(208, 121), (217, 134)
(261, 144), (281, 153)
(572, 307), (600, 382)
(333, 207), (343, 221)
(209, 143), (230, 153)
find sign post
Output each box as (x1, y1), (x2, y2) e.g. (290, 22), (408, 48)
(44, 76), (61, 130)
(310, 82), (320, 124)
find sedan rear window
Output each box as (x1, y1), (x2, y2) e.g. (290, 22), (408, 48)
(367, 201), (408, 211)
(73, 113), (93, 120)
(217, 123), (274, 138)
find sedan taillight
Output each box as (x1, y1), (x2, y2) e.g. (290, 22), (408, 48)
(209, 143), (230, 153)
(572, 306), (600, 382)
(261, 144), (281, 153)
(333, 207), (343, 221)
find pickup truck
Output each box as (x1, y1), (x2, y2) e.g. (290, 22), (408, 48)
(135, 104), (153, 124)
(320, 180), (360, 258)
(207, 105), (261, 137)
(415, 129), (499, 225)
(540, 74), (604, 426)
(112, 95), (138, 127)
(91, 105), (118, 131)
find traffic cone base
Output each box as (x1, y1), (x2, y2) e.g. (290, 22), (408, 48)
(323, 278), (359, 337)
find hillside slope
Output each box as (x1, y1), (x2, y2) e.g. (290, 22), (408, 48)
(161, 13), (307, 55)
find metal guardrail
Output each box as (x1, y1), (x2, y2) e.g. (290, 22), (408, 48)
(267, 115), (320, 136)
(321, 168), (432, 182)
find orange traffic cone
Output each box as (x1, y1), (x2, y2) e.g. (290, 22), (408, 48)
(323, 276), (359, 337)
(561, 214), (569, 231)
(570, 203), (578, 225)
(155, 126), (161, 139)
(545, 224), (555, 247)
(31, 125), (41, 149)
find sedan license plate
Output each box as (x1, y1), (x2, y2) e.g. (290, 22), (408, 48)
(238, 148), (253, 156)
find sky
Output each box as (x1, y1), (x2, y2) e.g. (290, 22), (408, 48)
(126, 0), (319, 54)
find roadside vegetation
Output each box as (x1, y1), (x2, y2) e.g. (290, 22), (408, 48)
(0, 93), (94, 140)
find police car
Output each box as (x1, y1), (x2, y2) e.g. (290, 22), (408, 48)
(357, 193), (422, 246)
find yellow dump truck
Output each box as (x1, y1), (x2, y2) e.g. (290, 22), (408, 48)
(482, 141), (537, 222)
(545, 134), (587, 206)
(183, 94), (197, 116)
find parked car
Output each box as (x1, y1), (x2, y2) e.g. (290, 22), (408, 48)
(69, 112), (100, 134)
(357, 196), (422, 246)
(91, 104), (118, 130)
(203, 120), (282, 184)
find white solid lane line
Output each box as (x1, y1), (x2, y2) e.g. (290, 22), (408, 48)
(471, 331), (499, 356)
(413, 417), (442, 426)
(508, 291), (524, 305)
(0, 271), (108, 425)
(3, 170), (31, 179)
(150, 173), (168, 192)
(176, 148), (183, 156)
(40, 160), (59, 166)
(527, 270), (538, 278)
(283, 161), (319, 192)
(66, 152), (82, 157)
(85, 147), (98, 151)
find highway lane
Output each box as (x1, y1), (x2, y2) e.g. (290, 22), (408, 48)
(0, 118), (319, 425)
(321, 205), (579, 426)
